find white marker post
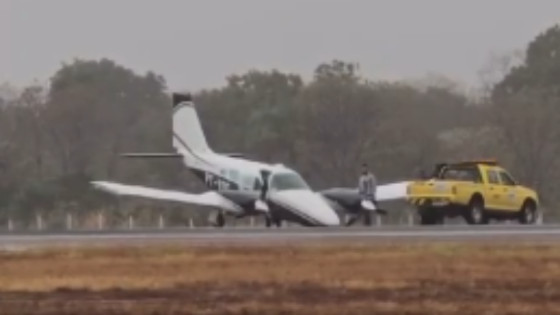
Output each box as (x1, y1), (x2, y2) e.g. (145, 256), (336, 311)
(158, 214), (165, 229)
(7, 218), (13, 232)
(189, 217), (194, 229)
(128, 215), (134, 230)
(407, 210), (415, 227)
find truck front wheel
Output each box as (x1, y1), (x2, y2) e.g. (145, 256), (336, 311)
(519, 200), (537, 224)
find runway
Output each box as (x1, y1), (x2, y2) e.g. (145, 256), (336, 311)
(1, 225), (560, 248)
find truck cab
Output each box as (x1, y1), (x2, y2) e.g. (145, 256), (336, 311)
(407, 160), (539, 225)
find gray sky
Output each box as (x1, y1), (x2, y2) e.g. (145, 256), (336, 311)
(2, 0), (559, 92)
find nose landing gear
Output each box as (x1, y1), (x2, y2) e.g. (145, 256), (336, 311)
(265, 214), (282, 228)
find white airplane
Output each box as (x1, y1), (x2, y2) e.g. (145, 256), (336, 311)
(92, 93), (408, 227)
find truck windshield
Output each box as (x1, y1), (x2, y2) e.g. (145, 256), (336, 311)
(440, 166), (482, 183)
(270, 172), (310, 191)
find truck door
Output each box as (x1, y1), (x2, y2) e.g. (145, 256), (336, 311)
(485, 169), (504, 210)
(497, 170), (520, 211)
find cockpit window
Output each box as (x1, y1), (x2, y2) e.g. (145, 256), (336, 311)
(253, 178), (262, 190)
(269, 172), (309, 191)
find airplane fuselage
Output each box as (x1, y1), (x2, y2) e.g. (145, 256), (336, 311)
(177, 149), (340, 226)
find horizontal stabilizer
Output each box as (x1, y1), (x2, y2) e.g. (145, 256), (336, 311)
(121, 153), (183, 158)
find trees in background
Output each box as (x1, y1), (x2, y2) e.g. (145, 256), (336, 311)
(490, 25), (560, 213)
(0, 59), (186, 226)
(2, 24), (560, 225)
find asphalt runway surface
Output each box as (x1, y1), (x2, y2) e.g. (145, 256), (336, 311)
(1, 225), (560, 249)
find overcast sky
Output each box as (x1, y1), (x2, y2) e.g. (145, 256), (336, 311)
(2, 0), (559, 92)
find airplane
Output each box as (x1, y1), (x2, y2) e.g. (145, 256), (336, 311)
(92, 93), (409, 227)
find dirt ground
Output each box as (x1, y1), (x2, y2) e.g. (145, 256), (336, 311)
(0, 242), (559, 314)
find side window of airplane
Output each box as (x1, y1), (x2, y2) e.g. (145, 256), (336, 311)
(242, 175), (253, 191)
(229, 169), (239, 184)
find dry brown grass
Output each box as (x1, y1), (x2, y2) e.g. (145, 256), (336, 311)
(0, 242), (559, 314)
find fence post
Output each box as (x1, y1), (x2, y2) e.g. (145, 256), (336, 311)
(189, 217), (194, 228)
(7, 218), (13, 232)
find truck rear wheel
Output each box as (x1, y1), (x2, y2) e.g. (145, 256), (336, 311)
(465, 198), (488, 225)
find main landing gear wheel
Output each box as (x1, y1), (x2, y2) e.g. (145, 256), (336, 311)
(519, 201), (537, 224)
(209, 211), (226, 228)
(265, 215), (282, 228)
(465, 198), (488, 225)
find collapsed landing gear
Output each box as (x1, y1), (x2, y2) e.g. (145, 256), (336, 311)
(265, 216), (272, 228)
(265, 215), (282, 228)
(209, 211), (226, 228)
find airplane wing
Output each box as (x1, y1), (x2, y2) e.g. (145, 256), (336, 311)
(321, 181), (410, 212)
(322, 181), (410, 201)
(376, 181), (410, 201)
(91, 181), (244, 214)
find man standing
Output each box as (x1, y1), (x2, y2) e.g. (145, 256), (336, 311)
(359, 163), (377, 200)
(358, 163), (377, 226)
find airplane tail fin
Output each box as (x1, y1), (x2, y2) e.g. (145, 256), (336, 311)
(172, 93), (213, 155)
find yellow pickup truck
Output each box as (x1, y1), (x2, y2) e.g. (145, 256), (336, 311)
(407, 160), (539, 225)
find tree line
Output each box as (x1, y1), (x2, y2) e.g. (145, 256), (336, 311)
(1, 25), (559, 227)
